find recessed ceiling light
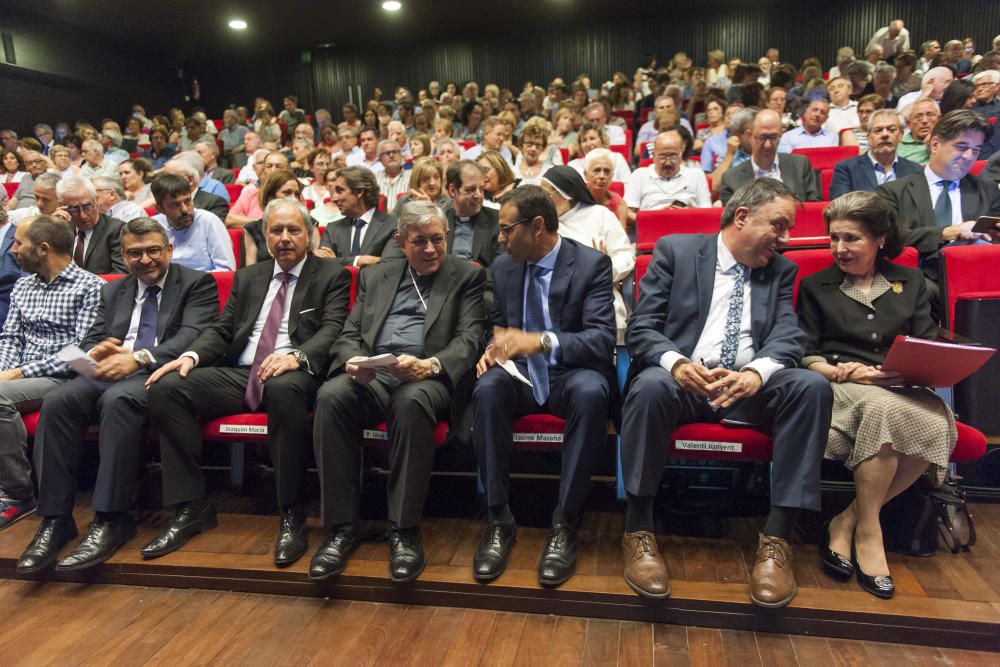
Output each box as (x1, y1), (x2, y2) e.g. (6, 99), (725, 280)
(228, 19), (248, 30)
(382, 1), (401, 11)
(317, 42), (335, 48)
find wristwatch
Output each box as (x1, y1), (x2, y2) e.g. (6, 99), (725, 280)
(288, 349), (310, 371)
(429, 357), (443, 376)
(133, 350), (153, 368)
(539, 332), (553, 354)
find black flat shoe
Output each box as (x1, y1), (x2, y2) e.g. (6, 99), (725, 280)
(473, 521), (516, 581)
(308, 524), (359, 581)
(820, 524), (854, 579)
(274, 505), (308, 568)
(388, 527), (425, 583)
(16, 516), (78, 574)
(140, 500), (217, 560)
(538, 523), (577, 587)
(57, 516), (136, 571)
(853, 542), (894, 599)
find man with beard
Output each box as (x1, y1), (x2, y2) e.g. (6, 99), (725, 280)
(150, 173), (235, 272)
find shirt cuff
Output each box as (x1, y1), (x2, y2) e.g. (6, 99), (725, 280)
(741, 357), (783, 385)
(181, 351), (200, 367)
(544, 331), (560, 365)
(659, 351), (688, 374)
(352, 256), (360, 267)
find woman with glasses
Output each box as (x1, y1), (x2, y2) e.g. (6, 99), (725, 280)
(514, 118), (562, 186)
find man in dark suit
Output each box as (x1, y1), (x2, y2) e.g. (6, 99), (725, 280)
(829, 109), (922, 199)
(720, 110), (821, 205)
(445, 160), (502, 267)
(16, 218), (219, 573)
(0, 211), (21, 331)
(877, 110), (1000, 313)
(143, 199), (351, 565)
(471, 185), (616, 587)
(309, 201), (486, 583)
(982, 149), (1000, 187)
(315, 166), (403, 267)
(55, 175), (127, 274)
(620, 178), (832, 607)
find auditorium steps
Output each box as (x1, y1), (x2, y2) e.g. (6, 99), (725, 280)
(1, 505), (999, 652)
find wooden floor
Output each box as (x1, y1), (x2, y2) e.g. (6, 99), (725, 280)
(1, 581), (998, 666)
(2, 499), (1000, 653)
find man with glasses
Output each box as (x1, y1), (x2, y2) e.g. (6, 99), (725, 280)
(79, 140), (119, 180)
(0, 215), (104, 530)
(56, 175), (127, 274)
(897, 98), (940, 165)
(375, 140), (411, 213)
(309, 201), (486, 582)
(721, 110), (820, 204)
(16, 218), (219, 572)
(7, 150), (51, 211)
(625, 129), (712, 212)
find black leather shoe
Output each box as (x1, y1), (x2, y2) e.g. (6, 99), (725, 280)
(16, 516), (78, 574)
(274, 505), (308, 568)
(820, 525), (854, 579)
(473, 521), (516, 581)
(538, 523), (577, 586)
(56, 516), (137, 571)
(308, 525), (359, 581)
(853, 542), (894, 599)
(388, 527), (425, 583)
(140, 500), (217, 560)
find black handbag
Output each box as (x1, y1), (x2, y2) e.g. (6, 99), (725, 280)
(931, 473), (977, 553)
(880, 477), (939, 557)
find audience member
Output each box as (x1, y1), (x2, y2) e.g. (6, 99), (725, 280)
(118, 158), (154, 208)
(227, 151), (290, 228)
(375, 140), (411, 212)
(830, 110), (920, 199)
(396, 156), (451, 211)
(56, 175), (127, 274)
(93, 176), (145, 222)
(0, 207), (18, 330)
(584, 148), (630, 231)
(896, 67), (954, 114)
(896, 98), (940, 164)
(825, 78), (860, 135)
(442, 160), (501, 268)
(477, 150), (519, 206)
(316, 166), (401, 266)
(194, 140), (235, 185)
(100, 130), (129, 165)
(218, 110), (248, 167)
(345, 128), (384, 173)
(79, 140), (119, 180)
(625, 129), (712, 212)
(141, 126), (176, 170)
(149, 173), (236, 272)
(163, 153), (230, 219)
(569, 123), (631, 182)
(777, 100), (839, 152)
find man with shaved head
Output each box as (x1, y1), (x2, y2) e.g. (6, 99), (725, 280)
(80, 140), (119, 180)
(866, 20), (910, 62)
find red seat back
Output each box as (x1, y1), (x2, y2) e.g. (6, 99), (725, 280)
(458, 141), (476, 151)
(559, 147), (570, 164)
(145, 206), (157, 217)
(820, 169), (834, 200)
(610, 144), (630, 163)
(791, 146), (859, 171)
(211, 272), (235, 310)
(969, 160), (987, 176)
(227, 229), (242, 269)
(212, 119), (223, 131)
(609, 181), (625, 197)
(3, 182), (19, 198)
(345, 265), (359, 309)
(784, 246), (919, 304)
(224, 184), (243, 205)
(378, 194), (387, 212)
(636, 208), (723, 250)
(611, 110), (634, 125)
(792, 201), (830, 238)
(634, 253), (653, 304)
(941, 244), (1000, 329)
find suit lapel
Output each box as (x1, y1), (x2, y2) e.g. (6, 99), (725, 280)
(333, 219), (352, 256)
(423, 257), (454, 335)
(113, 276), (140, 338)
(959, 176), (980, 220)
(85, 216), (105, 264)
(365, 260), (406, 348)
(154, 268), (181, 340)
(548, 240), (574, 326)
(507, 261), (526, 329)
(861, 156), (879, 191)
(288, 255), (316, 338)
(240, 264), (273, 339)
(749, 266), (770, 348)
(694, 236), (716, 338)
(361, 211), (385, 254)
(470, 210), (489, 261)
(908, 177), (935, 228)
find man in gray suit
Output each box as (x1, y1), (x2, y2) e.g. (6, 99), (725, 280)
(829, 110), (921, 199)
(56, 175), (127, 275)
(720, 110), (821, 205)
(315, 166), (403, 267)
(17, 218), (219, 573)
(309, 201), (487, 583)
(620, 179), (832, 608)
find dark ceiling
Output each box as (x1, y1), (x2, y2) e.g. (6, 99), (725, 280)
(6, 0), (681, 62)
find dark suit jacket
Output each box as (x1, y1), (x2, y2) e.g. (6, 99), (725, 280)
(720, 154), (821, 204)
(0, 224), (22, 330)
(876, 171), (1000, 258)
(446, 207), (502, 268)
(829, 153), (922, 200)
(82, 214), (127, 274)
(81, 264), (219, 370)
(626, 233), (806, 381)
(982, 151), (1000, 187)
(318, 209), (403, 266)
(331, 255), (487, 384)
(796, 261), (936, 368)
(210, 167), (236, 185)
(191, 255), (351, 376)
(193, 190), (230, 222)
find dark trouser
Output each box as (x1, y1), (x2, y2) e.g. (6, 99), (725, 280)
(35, 374), (149, 516)
(313, 373), (450, 529)
(473, 364), (611, 517)
(620, 366), (832, 512)
(147, 367), (319, 507)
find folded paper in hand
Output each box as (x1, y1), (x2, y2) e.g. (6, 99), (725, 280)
(57, 345), (111, 388)
(352, 353), (400, 369)
(500, 359), (532, 387)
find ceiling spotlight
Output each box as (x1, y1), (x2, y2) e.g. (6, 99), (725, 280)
(382, 1), (402, 11)
(228, 19), (248, 30)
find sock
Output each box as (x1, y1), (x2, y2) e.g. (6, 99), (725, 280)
(763, 506), (800, 541)
(488, 503), (514, 525)
(625, 493), (655, 533)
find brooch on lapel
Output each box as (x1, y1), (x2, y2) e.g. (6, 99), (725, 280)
(891, 281), (903, 294)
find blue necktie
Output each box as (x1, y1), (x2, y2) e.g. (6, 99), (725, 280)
(350, 218), (366, 255)
(934, 181), (953, 228)
(524, 264), (550, 405)
(133, 285), (161, 352)
(719, 264), (746, 370)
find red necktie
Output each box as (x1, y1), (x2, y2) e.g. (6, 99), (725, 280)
(245, 272), (291, 410)
(73, 231), (86, 266)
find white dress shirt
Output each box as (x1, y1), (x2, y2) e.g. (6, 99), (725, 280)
(624, 164), (712, 211)
(751, 158), (782, 182)
(658, 237), (783, 383)
(237, 257), (306, 366)
(924, 165), (962, 227)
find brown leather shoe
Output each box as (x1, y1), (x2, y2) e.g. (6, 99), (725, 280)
(622, 531), (670, 598)
(750, 533), (797, 608)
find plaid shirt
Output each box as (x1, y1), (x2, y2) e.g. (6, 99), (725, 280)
(0, 262), (104, 378)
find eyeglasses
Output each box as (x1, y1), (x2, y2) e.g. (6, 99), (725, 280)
(498, 217), (535, 236)
(654, 153), (682, 162)
(124, 246), (164, 260)
(65, 203), (96, 216)
(407, 235), (446, 247)
(380, 149), (401, 157)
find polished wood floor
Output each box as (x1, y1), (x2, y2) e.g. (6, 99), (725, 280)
(0, 580), (997, 666)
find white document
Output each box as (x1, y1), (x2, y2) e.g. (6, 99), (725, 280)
(500, 359), (533, 387)
(57, 345), (111, 388)
(352, 353), (400, 368)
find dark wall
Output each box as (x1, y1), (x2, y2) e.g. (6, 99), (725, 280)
(196, 0), (1000, 117)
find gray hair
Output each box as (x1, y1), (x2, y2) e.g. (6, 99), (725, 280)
(33, 171), (61, 191)
(867, 109), (902, 132)
(434, 138), (460, 156)
(721, 177), (797, 228)
(727, 107), (757, 136)
(195, 138), (219, 157)
(93, 175), (126, 198)
(873, 63), (896, 79)
(262, 198), (314, 246)
(583, 147), (614, 170)
(34, 123), (53, 135)
(102, 129), (123, 147)
(377, 139), (400, 156)
(169, 151), (205, 180)
(120, 216), (170, 245)
(56, 174), (96, 200)
(396, 200), (448, 237)
(82, 139), (104, 154)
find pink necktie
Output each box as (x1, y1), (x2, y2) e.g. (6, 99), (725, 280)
(245, 272), (291, 410)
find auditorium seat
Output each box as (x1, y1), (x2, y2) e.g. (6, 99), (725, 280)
(784, 246), (918, 304)
(820, 168), (834, 200)
(635, 207), (723, 251)
(3, 183), (18, 198)
(609, 181), (625, 197)
(227, 229), (242, 269)
(940, 244), (1000, 330)
(458, 141), (476, 151)
(559, 148), (570, 164)
(378, 194), (387, 212)
(969, 160), (987, 176)
(791, 146), (859, 171)
(145, 206), (157, 217)
(610, 144), (630, 164)
(224, 183), (243, 204)
(784, 200), (830, 249)
(611, 110), (634, 126)
(211, 119), (223, 131)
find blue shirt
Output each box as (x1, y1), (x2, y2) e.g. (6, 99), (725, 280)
(154, 209), (236, 272)
(778, 126), (839, 153)
(522, 236), (561, 364)
(200, 175), (230, 203)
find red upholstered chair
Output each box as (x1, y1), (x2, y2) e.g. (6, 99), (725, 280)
(3, 183), (18, 198)
(144, 206), (157, 217)
(791, 146), (859, 171)
(397, 192), (409, 201)
(378, 194), (387, 212)
(458, 141), (476, 151)
(609, 181), (625, 197)
(226, 230), (242, 269)
(784, 246), (918, 304)
(224, 184), (243, 205)
(784, 201), (831, 249)
(820, 169), (834, 200)
(635, 207), (723, 252)
(559, 148), (570, 164)
(969, 160), (987, 176)
(940, 244), (1000, 330)
(610, 144), (630, 163)
(639, 158), (653, 168)
(211, 120), (223, 131)
(611, 110), (635, 125)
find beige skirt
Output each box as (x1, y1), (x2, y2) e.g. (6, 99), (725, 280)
(825, 383), (957, 486)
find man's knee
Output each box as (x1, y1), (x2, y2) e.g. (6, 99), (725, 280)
(472, 367), (513, 406)
(625, 366), (681, 411)
(566, 372), (610, 410)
